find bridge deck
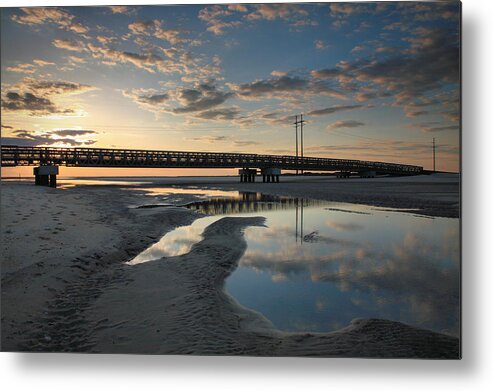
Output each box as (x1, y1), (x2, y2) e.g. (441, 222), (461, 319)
(0, 145), (423, 175)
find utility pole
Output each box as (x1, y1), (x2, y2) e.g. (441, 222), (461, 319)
(300, 113), (304, 175)
(433, 137), (436, 172)
(294, 115), (299, 175)
(294, 114), (305, 175)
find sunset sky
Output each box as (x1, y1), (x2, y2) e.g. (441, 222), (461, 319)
(1, 2), (460, 176)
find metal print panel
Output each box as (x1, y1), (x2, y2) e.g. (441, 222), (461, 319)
(0, 1), (461, 358)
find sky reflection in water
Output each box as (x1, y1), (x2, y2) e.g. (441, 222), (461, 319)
(130, 192), (460, 336)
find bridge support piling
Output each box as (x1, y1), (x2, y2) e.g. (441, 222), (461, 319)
(239, 169), (257, 183)
(261, 168), (281, 183)
(33, 166), (59, 188)
(336, 171), (351, 179)
(359, 170), (376, 178)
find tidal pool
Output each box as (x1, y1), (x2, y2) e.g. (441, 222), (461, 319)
(129, 192), (460, 336)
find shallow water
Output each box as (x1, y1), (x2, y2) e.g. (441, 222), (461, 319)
(57, 178), (148, 188)
(129, 190), (460, 337)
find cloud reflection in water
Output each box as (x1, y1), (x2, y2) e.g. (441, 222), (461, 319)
(128, 190), (459, 335)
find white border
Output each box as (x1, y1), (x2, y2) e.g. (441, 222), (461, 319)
(2, 0), (492, 390)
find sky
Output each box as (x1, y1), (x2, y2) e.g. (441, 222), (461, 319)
(0, 1), (461, 176)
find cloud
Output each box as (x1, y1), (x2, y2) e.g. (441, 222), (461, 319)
(310, 68), (341, 79)
(67, 22), (88, 34)
(329, 3), (375, 30)
(186, 135), (229, 143)
(384, 22), (407, 32)
(314, 40), (328, 50)
(139, 93), (170, 105)
(128, 20), (188, 45)
(108, 6), (133, 14)
(355, 91), (392, 102)
(11, 7), (73, 26)
(233, 140), (260, 147)
(358, 29), (458, 102)
(330, 3), (371, 16)
(351, 45), (365, 53)
(270, 70), (289, 77)
(326, 221), (364, 232)
(193, 107), (241, 120)
(199, 4), (314, 35)
(310, 232), (459, 334)
(68, 56), (87, 65)
(198, 5), (243, 35)
(328, 120), (365, 130)
(205, 19), (241, 36)
(405, 110), (429, 118)
(11, 7), (89, 35)
(87, 43), (218, 79)
(227, 4), (248, 13)
(2, 79), (96, 117)
(22, 79), (96, 96)
(33, 59), (55, 66)
(121, 89), (170, 112)
(308, 104), (363, 116)
(2, 128), (98, 146)
(246, 4), (308, 21)
(6, 63), (36, 74)
(123, 83), (234, 118)
(6, 59), (55, 74)
(173, 83), (234, 113)
(53, 38), (86, 52)
(227, 75), (346, 101)
(50, 129), (96, 136)
(1, 92), (60, 114)
(309, 27), (459, 125)
(245, 3), (317, 30)
(88, 44), (163, 72)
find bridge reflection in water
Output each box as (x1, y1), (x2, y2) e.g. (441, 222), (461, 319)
(184, 192), (319, 243)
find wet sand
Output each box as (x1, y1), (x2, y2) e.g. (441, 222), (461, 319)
(0, 175), (460, 357)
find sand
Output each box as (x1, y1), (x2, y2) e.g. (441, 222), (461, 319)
(0, 175), (460, 357)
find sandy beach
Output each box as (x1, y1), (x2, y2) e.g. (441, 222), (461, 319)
(1, 175), (460, 357)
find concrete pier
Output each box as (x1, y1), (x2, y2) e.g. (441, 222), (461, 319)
(239, 169), (257, 182)
(34, 166), (58, 188)
(261, 168), (281, 183)
(359, 170), (376, 178)
(336, 171), (351, 178)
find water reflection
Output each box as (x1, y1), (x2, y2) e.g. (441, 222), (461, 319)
(58, 179), (147, 188)
(129, 193), (324, 264)
(129, 190), (460, 336)
(185, 192), (326, 217)
(132, 187), (239, 198)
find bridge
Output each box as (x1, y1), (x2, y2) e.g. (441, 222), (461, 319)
(1, 145), (423, 187)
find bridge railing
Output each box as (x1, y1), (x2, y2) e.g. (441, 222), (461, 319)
(0, 145), (423, 174)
